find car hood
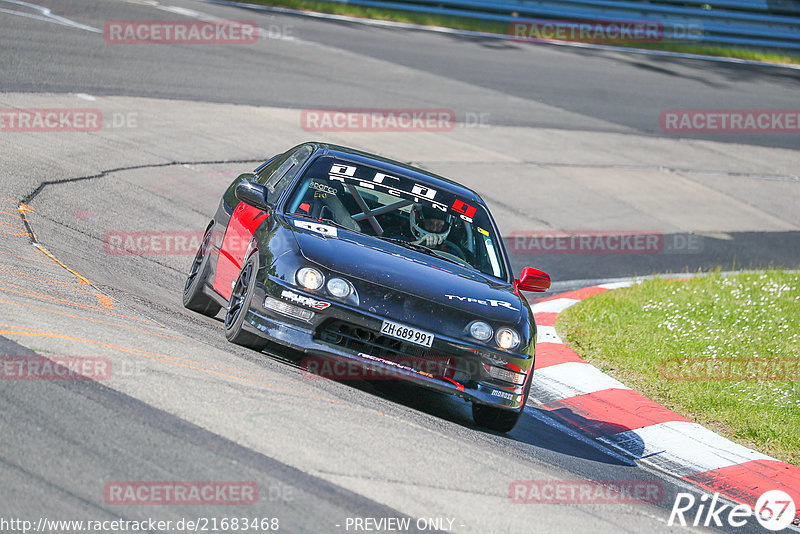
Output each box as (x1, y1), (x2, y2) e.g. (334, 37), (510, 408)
(290, 221), (523, 325)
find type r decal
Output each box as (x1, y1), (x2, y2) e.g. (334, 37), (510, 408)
(444, 294), (518, 310)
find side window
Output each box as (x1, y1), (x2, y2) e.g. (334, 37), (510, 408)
(253, 154), (281, 175)
(263, 145), (314, 205)
(255, 152), (291, 186)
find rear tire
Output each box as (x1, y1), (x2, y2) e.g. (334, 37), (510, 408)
(224, 253), (268, 351)
(183, 228), (222, 317)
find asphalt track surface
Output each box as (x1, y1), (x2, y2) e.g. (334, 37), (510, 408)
(0, 0), (799, 532)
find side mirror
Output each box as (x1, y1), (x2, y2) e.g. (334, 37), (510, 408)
(515, 267), (550, 293)
(235, 178), (270, 211)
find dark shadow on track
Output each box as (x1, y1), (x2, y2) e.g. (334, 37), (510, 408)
(288, 352), (634, 467)
(0, 335), (425, 532)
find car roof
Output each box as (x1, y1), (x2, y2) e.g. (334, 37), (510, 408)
(308, 143), (485, 205)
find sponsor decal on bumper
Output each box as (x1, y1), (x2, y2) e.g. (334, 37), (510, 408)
(280, 290), (330, 310)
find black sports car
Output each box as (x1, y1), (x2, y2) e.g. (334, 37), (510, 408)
(183, 142), (550, 432)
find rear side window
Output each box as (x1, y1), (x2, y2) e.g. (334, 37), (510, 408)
(257, 145), (314, 205)
(256, 152), (289, 185)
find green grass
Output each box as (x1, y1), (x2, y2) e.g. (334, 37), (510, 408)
(557, 270), (800, 466)
(245, 0), (800, 65)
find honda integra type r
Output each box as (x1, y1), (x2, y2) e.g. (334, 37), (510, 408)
(183, 142), (551, 432)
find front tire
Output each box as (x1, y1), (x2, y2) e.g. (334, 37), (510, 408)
(472, 404), (522, 433)
(473, 374), (531, 433)
(224, 253), (268, 351)
(183, 227), (222, 317)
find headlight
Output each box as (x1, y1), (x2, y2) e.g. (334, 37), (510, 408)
(469, 321), (493, 342)
(496, 328), (520, 350)
(326, 277), (351, 298)
(296, 267), (324, 290)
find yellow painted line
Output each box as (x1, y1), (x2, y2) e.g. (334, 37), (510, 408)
(0, 282), (160, 325)
(0, 296), (178, 341)
(0, 296), (308, 387)
(0, 323), (343, 405)
(15, 202), (114, 310)
(32, 245), (114, 309)
(0, 249), (55, 265)
(0, 220), (25, 230)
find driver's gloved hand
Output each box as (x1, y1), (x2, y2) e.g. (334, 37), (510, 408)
(419, 233), (445, 247)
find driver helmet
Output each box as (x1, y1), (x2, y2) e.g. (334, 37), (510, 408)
(410, 203), (453, 243)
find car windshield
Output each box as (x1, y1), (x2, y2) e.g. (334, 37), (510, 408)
(285, 156), (507, 279)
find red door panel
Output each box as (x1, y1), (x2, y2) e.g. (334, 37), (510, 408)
(212, 202), (269, 300)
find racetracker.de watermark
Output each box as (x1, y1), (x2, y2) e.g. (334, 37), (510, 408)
(660, 357), (800, 382)
(508, 231), (702, 254)
(104, 482), (259, 505)
(103, 231), (251, 256)
(509, 480), (664, 504)
(301, 109), (456, 132)
(509, 19), (702, 44)
(0, 108), (101, 132)
(105, 231), (203, 255)
(104, 20), (258, 44)
(661, 109), (800, 133)
(300, 355), (459, 381)
(1, 356), (111, 381)
(0, 109), (138, 132)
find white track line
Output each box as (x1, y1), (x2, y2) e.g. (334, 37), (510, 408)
(0, 0), (100, 32)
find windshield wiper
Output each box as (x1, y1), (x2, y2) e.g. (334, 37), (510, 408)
(381, 237), (474, 269)
(379, 237), (461, 264)
(430, 248), (472, 268)
(380, 237), (435, 254)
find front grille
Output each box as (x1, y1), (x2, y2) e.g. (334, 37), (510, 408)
(315, 320), (455, 379)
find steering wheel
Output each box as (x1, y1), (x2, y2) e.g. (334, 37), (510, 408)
(442, 240), (466, 260)
(431, 241), (471, 268)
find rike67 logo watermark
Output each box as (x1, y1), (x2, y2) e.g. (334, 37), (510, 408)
(669, 490), (796, 531)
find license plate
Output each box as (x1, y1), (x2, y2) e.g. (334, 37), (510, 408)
(380, 320), (434, 348)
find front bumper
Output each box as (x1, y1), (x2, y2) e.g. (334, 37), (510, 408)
(242, 279), (533, 411)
